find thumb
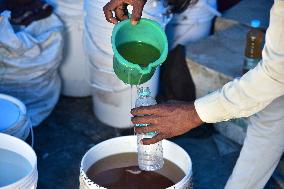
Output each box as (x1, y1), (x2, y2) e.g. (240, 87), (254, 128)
(131, 0), (145, 25)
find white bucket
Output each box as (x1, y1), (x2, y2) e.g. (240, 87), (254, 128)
(0, 133), (38, 189)
(90, 67), (160, 128)
(0, 94), (32, 141)
(50, 0), (92, 97)
(166, 0), (221, 50)
(79, 136), (193, 189)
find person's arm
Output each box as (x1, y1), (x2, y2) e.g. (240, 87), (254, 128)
(132, 0), (284, 144)
(195, 0), (284, 123)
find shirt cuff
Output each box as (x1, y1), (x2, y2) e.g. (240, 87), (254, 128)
(194, 90), (231, 123)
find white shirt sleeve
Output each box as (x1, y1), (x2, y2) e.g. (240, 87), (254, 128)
(194, 0), (284, 123)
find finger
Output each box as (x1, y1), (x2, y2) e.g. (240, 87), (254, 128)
(142, 134), (166, 145)
(103, 2), (118, 24)
(131, 115), (159, 125)
(131, 105), (161, 116)
(134, 124), (160, 134)
(114, 5), (129, 21)
(131, 0), (145, 25)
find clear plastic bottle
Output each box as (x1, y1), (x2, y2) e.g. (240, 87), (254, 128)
(243, 19), (264, 74)
(135, 87), (164, 171)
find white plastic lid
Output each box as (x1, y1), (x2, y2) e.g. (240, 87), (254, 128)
(0, 96), (22, 131)
(251, 19), (261, 28)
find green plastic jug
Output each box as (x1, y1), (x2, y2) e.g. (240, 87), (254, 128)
(111, 18), (168, 85)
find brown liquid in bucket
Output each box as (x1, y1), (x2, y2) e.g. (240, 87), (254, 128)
(86, 153), (185, 189)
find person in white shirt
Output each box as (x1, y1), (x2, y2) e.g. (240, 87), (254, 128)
(104, 0), (284, 188)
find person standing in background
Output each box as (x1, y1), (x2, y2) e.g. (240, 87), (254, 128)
(103, 0), (197, 25)
(0, 0), (53, 26)
(104, 0), (284, 188)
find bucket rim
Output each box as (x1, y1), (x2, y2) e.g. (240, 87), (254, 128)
(111, 18), (168, 75)
(0, 133), (37, 188)
(0, 93), (27, 132)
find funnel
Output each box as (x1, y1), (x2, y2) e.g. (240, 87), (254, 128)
(111, 18), (168, 85)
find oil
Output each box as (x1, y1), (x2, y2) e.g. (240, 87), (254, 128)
(86, 152), (185, 189)
(244, 28), (263, 59)
(243, 20), (264, 74)
(117, 42), (161, 67)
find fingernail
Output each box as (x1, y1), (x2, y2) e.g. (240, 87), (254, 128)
(109, 18), (117, 24)
(131, 20), (138, 25)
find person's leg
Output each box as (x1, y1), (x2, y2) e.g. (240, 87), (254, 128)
(9, 0), (33, 4)
(225, 95), (284, 189)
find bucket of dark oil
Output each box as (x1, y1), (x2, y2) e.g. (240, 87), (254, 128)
(79, 136), (193, 189)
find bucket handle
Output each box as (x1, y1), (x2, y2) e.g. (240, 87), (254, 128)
(30, 122), (34, 148)
(26, 116), (34, 148)
(88, 80), (130, 93)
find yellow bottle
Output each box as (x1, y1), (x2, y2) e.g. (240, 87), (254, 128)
(243, 19), (264, 74)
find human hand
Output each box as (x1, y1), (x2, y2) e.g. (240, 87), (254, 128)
(103, 0), (146, 25)
(131, 102), (203, 145)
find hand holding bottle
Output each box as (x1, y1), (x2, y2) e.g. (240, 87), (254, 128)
(131, 102), (203, 145)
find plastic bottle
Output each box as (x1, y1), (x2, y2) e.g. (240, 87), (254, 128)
(135, 87), (164, 171)
(243, 19), (264, 74)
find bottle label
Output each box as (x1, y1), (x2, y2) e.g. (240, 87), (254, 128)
(243, 57), (261, 70)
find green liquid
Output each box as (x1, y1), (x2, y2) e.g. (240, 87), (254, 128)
(117, 42), (161, 67)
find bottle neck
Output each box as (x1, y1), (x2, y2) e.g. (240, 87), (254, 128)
(138, 87), (151, 98)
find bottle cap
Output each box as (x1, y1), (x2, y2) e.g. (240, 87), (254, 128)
(251, 19), (261, 28)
